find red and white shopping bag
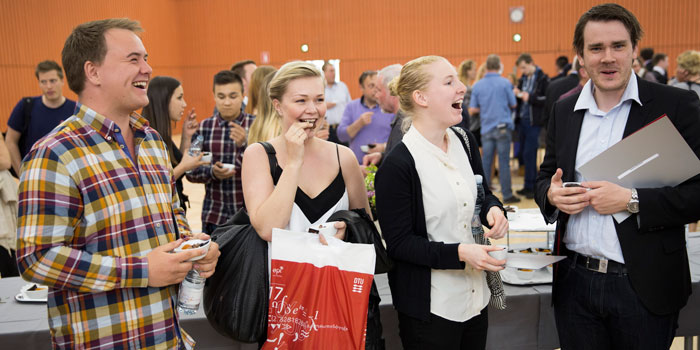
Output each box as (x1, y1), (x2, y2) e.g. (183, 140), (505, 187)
(263, 228), (376, 350)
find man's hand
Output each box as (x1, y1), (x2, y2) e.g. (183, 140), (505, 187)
(212, 162), (236, 179)
(316, 120), (330, 140)
(191, 233), (221, 278)
(520, 91), (530, 102)
(357, 111), (373, 127)
(485, 206), (509, 239)
(362, 152), (382, 167)
(146, 239), (203, 287)
(582, 181), (632, 215)
(547, 168), (589, 215)
(228, 122), (247, 147)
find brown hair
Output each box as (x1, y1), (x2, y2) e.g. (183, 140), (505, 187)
(573, 3), (643, 56)
(516, 53), (534, 66)
(62, 18), (143, 94)
(35, 60), (63, 80)
(247, 70), (280, 144)
(457, 59), (475, 86)
(485, 54), (501, 71)
(245, 65), (276, 115)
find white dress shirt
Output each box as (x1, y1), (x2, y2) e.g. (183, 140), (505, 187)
(564, 74), (641, 263)
(324, 80), (351, 125)
(402, 126), (490, 322)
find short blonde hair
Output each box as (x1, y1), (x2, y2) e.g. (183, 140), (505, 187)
(677, 50), (700, 76)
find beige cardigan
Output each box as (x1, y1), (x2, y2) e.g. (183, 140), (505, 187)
(0, 170), (17, 252)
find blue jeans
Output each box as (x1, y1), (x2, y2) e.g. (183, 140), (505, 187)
(481, 127), (513, 198)
(554, 258), (678, 350)
(518, 116), (541, 190)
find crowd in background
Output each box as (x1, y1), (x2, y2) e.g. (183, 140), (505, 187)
(2, 3), (700, 349)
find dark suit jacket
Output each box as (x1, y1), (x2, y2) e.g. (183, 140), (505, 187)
(375, 127), (503, 321)
(542, 73), (580, 128)
(515, 67), (549, 126)
(535, 75), (700, 316)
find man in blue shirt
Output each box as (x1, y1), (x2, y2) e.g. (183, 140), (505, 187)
(469, 54), (520, 203)
(6, 60), (76, 175)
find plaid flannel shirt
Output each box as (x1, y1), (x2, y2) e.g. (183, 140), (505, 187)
(185, 111), (255, 226)
(17, 104), (194, 349)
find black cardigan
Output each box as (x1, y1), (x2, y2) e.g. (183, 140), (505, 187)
(375, 127), (504, 321)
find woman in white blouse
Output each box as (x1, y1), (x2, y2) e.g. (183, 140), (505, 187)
(375, 56), (508, 349)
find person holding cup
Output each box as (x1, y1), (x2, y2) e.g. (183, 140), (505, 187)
(375, 56), (508, 350)
(143, 76), (208, 212)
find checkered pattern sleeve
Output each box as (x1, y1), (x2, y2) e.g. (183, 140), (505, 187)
(17, 138), (149, 291)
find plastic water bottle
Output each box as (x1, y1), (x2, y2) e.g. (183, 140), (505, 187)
(185, 135), (204, 174)
(177, 269), (205, 315)
(188, 134), (203, 156)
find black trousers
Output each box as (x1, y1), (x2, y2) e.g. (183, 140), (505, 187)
(554, 258), (678, 350)
(397, 308), (488, 350)
(0, 246), (19, 277)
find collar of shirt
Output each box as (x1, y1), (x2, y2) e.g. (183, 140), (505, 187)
(359, 95), (377, 109)
(403, 126), (456, 169)
(214, 107), (245, 127)
(574, 73), (642, 114)
(75, 103), (148, 139)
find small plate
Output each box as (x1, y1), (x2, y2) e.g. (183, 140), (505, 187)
(500, 266), (552, 285)
(174, 239), (211, 261)
(16, 283), (49, 303)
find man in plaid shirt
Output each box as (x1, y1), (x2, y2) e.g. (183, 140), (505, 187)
(186, 71), (255, 234)
(16, 19), (220, 349)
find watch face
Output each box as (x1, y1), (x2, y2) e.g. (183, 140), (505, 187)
(628, 201), (640, 213)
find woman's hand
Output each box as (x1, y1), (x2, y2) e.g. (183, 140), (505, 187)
(284, 121), (311, 168)
(179, 152), (208, 173)
(458, 243), (506, 272)
(485, 206), (509, 239)
(182, 109), (198, 140)
(318, 221), (347, 245)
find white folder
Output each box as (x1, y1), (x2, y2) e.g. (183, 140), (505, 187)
(577, 116), (700, 222)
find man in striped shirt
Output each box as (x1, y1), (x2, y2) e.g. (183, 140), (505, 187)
(16, 18), (220, 349)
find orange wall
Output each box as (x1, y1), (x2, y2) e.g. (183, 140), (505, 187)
(2, 0), (699, 132)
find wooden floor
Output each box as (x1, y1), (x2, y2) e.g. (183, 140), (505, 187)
(175, 135), (696, 349)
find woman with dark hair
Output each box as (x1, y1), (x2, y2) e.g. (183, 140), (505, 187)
(143, 76), (207, 211)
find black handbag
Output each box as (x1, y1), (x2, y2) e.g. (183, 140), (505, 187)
(203, 209), (268, 343)
(202, 142), (277, 343)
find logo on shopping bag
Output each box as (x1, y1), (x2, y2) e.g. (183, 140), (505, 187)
(272, 265), (284, 278)
(352, 277), (364, 293)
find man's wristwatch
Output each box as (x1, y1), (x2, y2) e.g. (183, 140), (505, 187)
(627, 188), (639, 213)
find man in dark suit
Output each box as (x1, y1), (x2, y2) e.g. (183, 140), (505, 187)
(542, 58), (580, 128)
(535, 4), (700, 349)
